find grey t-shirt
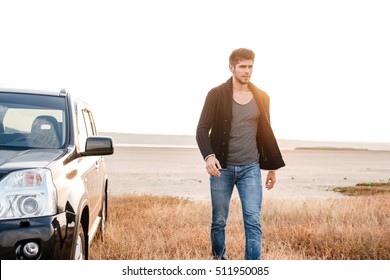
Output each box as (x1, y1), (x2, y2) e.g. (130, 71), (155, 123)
(227, 97), (260, 165)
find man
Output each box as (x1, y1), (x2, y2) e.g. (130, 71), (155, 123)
(196, 48), (285, 260)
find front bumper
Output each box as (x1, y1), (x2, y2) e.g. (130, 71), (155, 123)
(0, 211), (76, 260)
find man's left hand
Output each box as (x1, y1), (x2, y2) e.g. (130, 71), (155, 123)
(265, 171), (276, 190)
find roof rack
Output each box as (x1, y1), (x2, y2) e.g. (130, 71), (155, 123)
(60, 88), (67, 96)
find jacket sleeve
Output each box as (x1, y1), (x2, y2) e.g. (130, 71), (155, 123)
(196, 91), (216, 160)
(253, 85), (286, 170)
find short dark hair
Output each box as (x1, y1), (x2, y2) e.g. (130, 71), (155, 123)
(229, 48), (255, 67)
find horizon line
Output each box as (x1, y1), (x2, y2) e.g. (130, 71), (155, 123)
(99, 131), (390, 145)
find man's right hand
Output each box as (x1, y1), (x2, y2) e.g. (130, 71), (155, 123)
(205, 155), (222, 177)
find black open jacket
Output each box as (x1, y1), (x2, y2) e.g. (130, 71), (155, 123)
(196, 77), (285, 170)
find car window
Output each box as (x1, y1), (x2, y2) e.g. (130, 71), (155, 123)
(82, 109), (96, 137)
(3, 109), (63, 133)
(0, 93), (67, 149)
(76, 101), (97, 152)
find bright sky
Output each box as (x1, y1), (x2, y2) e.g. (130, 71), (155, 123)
(1, 0), (389, 143)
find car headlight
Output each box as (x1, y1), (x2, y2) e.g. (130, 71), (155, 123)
(0, 169), (57, 219)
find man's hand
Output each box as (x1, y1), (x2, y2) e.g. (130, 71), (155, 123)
(265, 170), (276, 190)
(205, 155), (222, 177)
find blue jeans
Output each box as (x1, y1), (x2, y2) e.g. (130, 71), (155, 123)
(210, 163), (263, 260)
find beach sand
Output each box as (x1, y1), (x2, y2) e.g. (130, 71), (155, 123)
(105, 146), (390, 201)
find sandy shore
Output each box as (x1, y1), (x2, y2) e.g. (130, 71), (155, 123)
(105, 146), (390, 201)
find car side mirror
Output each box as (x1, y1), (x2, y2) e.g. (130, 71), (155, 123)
(82, 136), (114, 156)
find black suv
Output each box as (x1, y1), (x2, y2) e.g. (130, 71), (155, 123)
(0, 88), (114, 259)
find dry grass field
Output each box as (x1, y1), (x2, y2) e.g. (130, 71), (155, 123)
(90, 191), (390, 260)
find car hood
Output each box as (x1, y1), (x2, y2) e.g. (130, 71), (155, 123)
(0, 149), (65, 170)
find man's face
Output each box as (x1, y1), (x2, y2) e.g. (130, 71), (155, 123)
(229, 59), (254, 85)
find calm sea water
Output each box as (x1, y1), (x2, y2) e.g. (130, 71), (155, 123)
(106, 145), (390, 201)
(102, 132), (390, 151)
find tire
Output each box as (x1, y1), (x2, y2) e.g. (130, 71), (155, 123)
(97, 192), (107, 242)
(101, 195), (107, 241)
(73, 221), (86, 260)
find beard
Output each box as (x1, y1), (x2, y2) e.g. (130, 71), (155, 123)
(234, 75), (251, 85)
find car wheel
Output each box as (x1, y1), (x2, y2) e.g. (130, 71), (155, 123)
(99, 193), (107, 241)
(73, 222), (86, 260)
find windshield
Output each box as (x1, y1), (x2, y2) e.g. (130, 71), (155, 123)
(0, 92), (67, 149)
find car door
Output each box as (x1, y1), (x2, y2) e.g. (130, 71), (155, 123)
(76, 102), (101, 222)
